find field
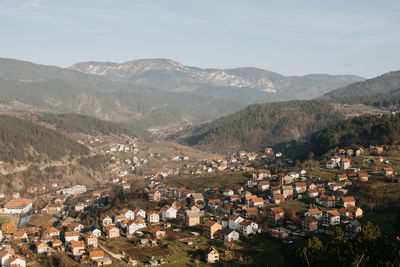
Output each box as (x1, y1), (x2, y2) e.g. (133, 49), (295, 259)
(165, 172), (250, 192)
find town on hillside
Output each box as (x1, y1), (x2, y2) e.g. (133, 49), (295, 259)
(0, 133), (399, 266)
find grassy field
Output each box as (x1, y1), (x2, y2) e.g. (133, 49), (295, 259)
(361, 212), (398, 235)
(165, 172), (250, 192)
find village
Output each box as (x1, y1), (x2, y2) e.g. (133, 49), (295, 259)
(0, 135), (398, 266)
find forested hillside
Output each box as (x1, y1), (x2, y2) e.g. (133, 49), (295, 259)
(323, 70), (400, 99)
(0, 115), (89, 162)
(310, 113), (400, 155)
(170, 100), (346, 152)
(38, 113), (151, 139)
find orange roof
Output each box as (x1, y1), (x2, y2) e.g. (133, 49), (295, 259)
(270, 207), (284, 214)
(327, 210), (340, 216)
(204, 220), (218, 227)
(70, 240), (84, 248)
(65, 231), (79, 237)
(273, 194), (284, 200)
(89, 250), (104, 259)
(342, 196), (356, 202)
(4, 198), (32, 208)
(308, 208), (322, 215)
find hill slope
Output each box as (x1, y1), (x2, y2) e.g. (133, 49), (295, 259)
(322, 70), (400, 100)
(37, 113), (151, 139)
(0, 115), (89, 162)
(170, 100), (349, 152)
(71, 58), (364, 101)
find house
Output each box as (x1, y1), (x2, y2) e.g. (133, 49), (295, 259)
(257, 181), (270, 191)
(243, 207), (259, 218)
(281, 186), (293, 198)
(70, 240), (85, 256)
(346, 206), (363, 218)
(100, 215), (113, 226)
(240, 220), (258, 236)
(42, 203), (63, 213)
(105, 225), (120, 238)
(322, 210), (341, 226)
(268, 207), (285, 224)
(375, 146), (384, 154)
(294, 182), (307, 193)
(121, 209), (135, 220)
(152, 227), (166, 239)
(302, 216), (319, 232)
(270, 186), (281, 195)
(228, 215), (244, 230)
(68, 222), (84, 232)
(271, 230), (288, 239)
(3, 198), (33, 214)
(147, 211), (160, 223)
(326, 160), (337, 169)
(90, 250), (105, 260)
(341, 159), (351, 170)
(75, 202), (85, 212)
(223, 189), (234, 196)
(273, 194), (285, 204)
(251, 197), (264, 208)
(317, 195), (336, 207)
(93, 191), (101, 199)
(185, 210), (200, 226)
(341, 196), (356, 208)
(203, 221), (222, 239)
(307, 189), (319, 198)
(357, 173), (369, 182)
(160, 205), (177, 220)
(13, 231), (28, 240)
(122, 183), (131, 190)
(191, 193), (204, 204)
(383, 168), (394, 177)
(45, 227), (60, 238)
(84, 233), (98, 247)
(330, 183), (343, 191)
(92, 228), (102, 237)
(336, 174), (348, 182)
(230, 195), (240, 202)
(305, 208), (323, 221)
(222, 229), (239, 242)
(216, 216), (229, 228)
(125, 218), (146, 235)
(253, 170), (271, 180)
(206, 247), (219, 264)
(35, 241), (51, 254)
(7, 255), (26, 267)
(65, 232), (80, 242)
(133, 208), (146, 219)
(247, 178), (258, 188)
(0, 249), (14, 266)
(345, 220), (362, 237)
(148, 189), (161, 202)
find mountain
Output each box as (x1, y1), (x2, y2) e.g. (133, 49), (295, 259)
(0, 58), (275, 129)
(169, 100), (344, 152)
(0, 115), (88, 163)
(37, 113), (151, 139)
(169, 98), (391, 153)
(322, 70), (400, 100)
(71, 58), (364, 101)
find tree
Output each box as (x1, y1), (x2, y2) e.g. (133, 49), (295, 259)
(1, 219), (16, 234)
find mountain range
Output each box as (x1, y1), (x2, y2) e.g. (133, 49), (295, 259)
(71, 58), (364, 101)
(171, 70), (400, 152)
(0, 57), (364, 132)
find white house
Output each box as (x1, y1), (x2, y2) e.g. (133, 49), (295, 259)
(133, 208), (146, 219)
(121, 209), (135, 220)
(239, 220), (258, 236)
(322, 210), (341, 226)
(160, 206), (177, 220)
(3, 199), (33, 214)
(228, 215), (243, 230)
(65, 232), (80, 242)
(147, 211), (160, 223)
(223, 229), (239, 242)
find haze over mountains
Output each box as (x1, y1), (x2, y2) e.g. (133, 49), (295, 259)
(71, 58), (364, 101)
(171, 70), (400, 152)
(0, 57), (364, 132)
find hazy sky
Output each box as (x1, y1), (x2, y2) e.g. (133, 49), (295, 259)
(1, 0), (399, 78)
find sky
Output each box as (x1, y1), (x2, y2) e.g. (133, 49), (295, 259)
(0, 0), (399, 78)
